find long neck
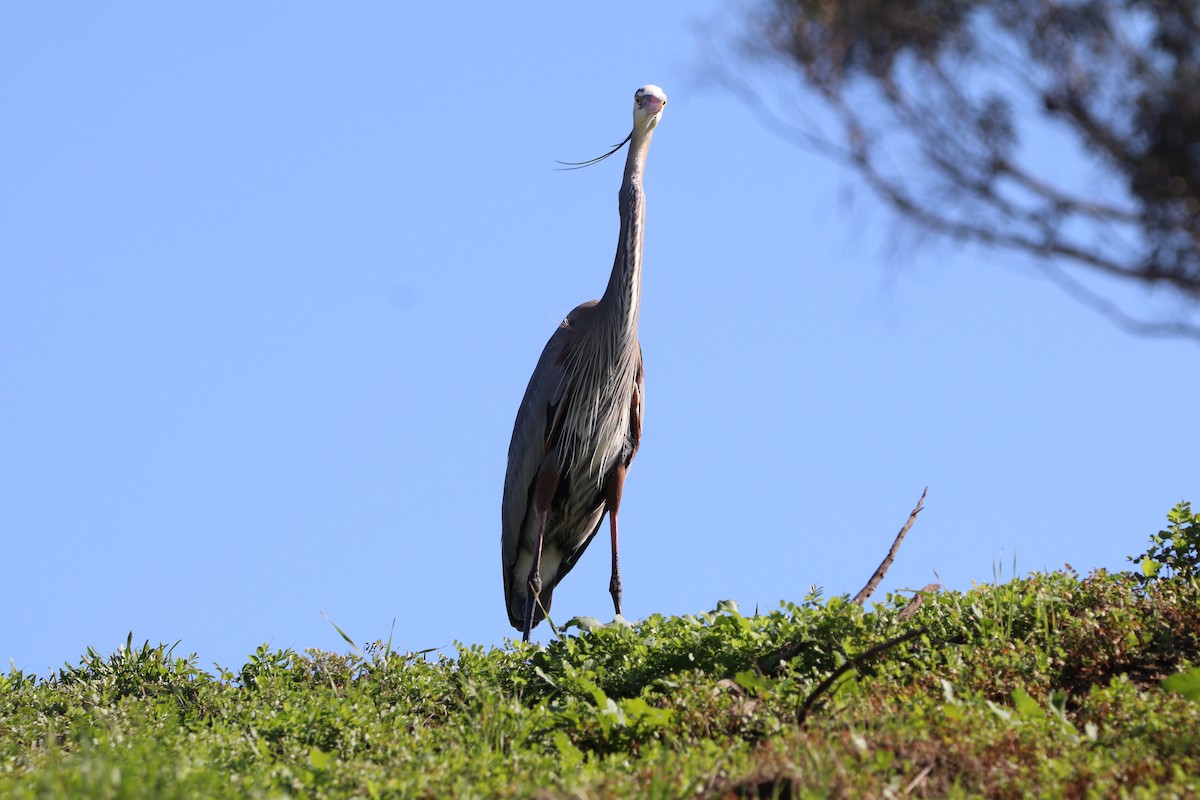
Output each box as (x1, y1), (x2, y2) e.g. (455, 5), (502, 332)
(597, 131), (653, 336)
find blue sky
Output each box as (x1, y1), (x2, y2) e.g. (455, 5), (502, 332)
(3, 4), (1197, 675)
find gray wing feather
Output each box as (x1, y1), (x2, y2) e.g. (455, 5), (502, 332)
(551, 345), (644, 586)
(501, 301), (597, 621)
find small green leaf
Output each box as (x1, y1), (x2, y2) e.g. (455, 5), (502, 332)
(577, 677), (610, 709)
(533, 665), (558, 688)
(733, 669), (772, 695)
(309, 748), (332, 770)
(552, 732), (584, 768)
(321, 612), (364, 658)
(565, 616), (603, 632)
(1162, 667), (1200, 701)
(1012, 687), (1041, 719)
(618, 695), (673, 729)
(621, 696), (651, 715)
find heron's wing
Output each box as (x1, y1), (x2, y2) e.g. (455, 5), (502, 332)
(501, 301), (598, 618)
(550, 342), (644, 588)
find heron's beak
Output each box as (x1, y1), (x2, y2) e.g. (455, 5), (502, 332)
(637, 96), (666, 135)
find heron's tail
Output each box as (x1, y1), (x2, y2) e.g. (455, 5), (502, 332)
(507, 582), (556, 632)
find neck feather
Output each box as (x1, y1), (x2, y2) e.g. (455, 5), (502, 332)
(598, 130), (654, 333)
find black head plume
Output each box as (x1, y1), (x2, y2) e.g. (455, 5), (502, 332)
(555, 131), (633, 171)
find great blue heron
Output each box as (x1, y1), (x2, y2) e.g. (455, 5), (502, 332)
(502, 85), (668, 642)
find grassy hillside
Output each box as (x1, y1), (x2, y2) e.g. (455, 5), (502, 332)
(3, 505), (1200, 798)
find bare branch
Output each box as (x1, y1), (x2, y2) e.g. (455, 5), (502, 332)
(898, 583), (941, 621)
(729, 0), (1200, 337)
(835, 109), (1198, 293)
(1044, 87), (1135, 172)
(853, 487), (928, 606)
(1036, 263), (1200, 340)
(994, 157), (1140, 223)
(796, 625), (929, 726)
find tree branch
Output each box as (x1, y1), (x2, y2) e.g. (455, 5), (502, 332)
(729, 0), (1200, 337)
(853, 487), (928, 606)
(1036, 262), (1200, 340)
(795, 625), (929, 726)
(994, 157), (1140, 223)
(898, 583), (941, 621)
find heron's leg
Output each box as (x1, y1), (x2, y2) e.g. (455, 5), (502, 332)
(522, 508), (547, 643)
(523, 461), (560, 642)
(604, 463), (628, 618)
(607, 512), (623, 618)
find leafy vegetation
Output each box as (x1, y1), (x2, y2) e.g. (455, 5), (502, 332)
(4, 506), (1200, 798)
(1130, 501), (1200, 580)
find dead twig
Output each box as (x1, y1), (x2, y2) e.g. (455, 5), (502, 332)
(796, 626), (929, 727)
(758, 640), (808, 676)
(904, 763), (935, 795)
(756, 487), (930, 675)
(853, 487), (928, 606)
(898, 583), (942, 621)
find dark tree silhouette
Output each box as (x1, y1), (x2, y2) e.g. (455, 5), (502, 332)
(738, 0), (1200, 337)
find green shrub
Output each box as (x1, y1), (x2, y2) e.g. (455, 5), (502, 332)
(1130, 501), (1200, 580)
(4, 503), (1200, 797)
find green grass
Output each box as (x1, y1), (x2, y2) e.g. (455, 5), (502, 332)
(3, 565), (1200, 799)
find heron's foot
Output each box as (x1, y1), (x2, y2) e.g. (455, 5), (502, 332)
(522, 574), (544, 643)
(609, 574), (623, 619)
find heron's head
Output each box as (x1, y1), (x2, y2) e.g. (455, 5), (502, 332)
(633, 85), (668, 135)
(555, 84), (668, 170)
